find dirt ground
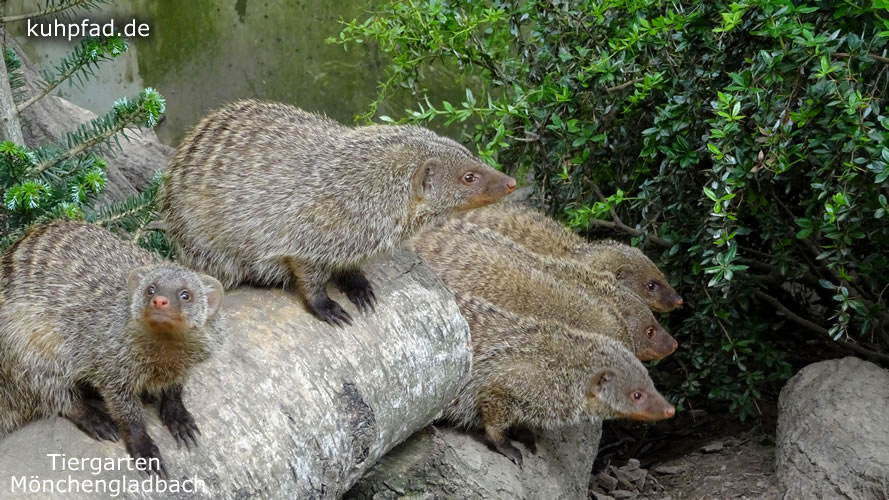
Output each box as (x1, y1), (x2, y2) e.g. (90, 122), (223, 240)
(590, 405), (781, 500)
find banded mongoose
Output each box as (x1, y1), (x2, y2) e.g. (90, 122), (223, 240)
(444, 295), (675, 467)
(159, 99), (517, 327)
(456, 205), (684, 312)
(0, 220), (225, 476)
(412, 224), (678, 360)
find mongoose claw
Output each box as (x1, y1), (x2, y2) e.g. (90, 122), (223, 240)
(334, 271), (377, 314)
(126, 436), (167, 478)
(64, 401), (120, 442)
(308, 296), (354, 327)
(159, 394), (201, 449)
(346, 286), (376, 314)
(509, 427), (538, 455)
(493, 440), (524, 469)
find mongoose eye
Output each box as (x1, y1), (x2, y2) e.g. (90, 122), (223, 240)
(145, 285), (156, 297)
(463, 172), (478, 183)
(646, 327), (656, 339)
(632, 391), (643, 401)
(179, 290), (191, 302)
(616, 270), (625, 279)
(647, 280), (658, 291)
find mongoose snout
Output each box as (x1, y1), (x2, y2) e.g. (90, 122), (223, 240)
(619, 388), (676, 422)
(139, 281), (203, 336)
(639, 324), (679, 361)
(459, 172), (517, 210)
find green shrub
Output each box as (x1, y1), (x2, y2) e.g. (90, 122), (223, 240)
(333, 0), (889, 420)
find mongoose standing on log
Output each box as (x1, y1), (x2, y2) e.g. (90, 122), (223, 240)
(0, 220), (225, 476)
(159, 100), (517, 327)
(456, 205), (684, 312)
(413, 224), (678, 360)
(444, 295), (675, 467)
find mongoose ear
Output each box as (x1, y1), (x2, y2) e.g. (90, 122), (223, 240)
(411, 159), (438, 201)
(201, 276), (225, 318)
(126, 267), (151, 296)
(588, 369), (615, 398)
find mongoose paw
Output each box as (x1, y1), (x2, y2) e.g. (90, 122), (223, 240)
(160, 401), (200, 450)
(64, 401), (120, 442)
(308, 295), (354, 327)
(509, 427), (538, 455)
(493, 439), (524, 469)
(126, 436), (167, 478)
(334, 271), (377, 313)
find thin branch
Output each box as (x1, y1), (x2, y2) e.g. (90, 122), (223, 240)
(16, 56), (81, 113)
(584, 217), (672, 248)
(832, 51), (889, 64)
(754, 290), (889, 364)
(30, 118), (130, 176)
(605, 77), (645, 93)
(0, 0), (90, 23)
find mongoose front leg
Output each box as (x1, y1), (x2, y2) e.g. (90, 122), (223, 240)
(509, 426), (538, 455)
(63, 398), (120, 442)
(480, 392), (523, 468)
(101, 386), (167, 478)
(285, 258), (353, 327)
(158, 384), (200, 449)
(485, 423), (523, 468)
(332, 268), (376, 313)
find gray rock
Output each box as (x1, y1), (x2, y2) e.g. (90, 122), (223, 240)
(0, 249), (472, 499)
(346, 421), (601, 500)
(652, 465), (683, 476)
(776, 356), (889, 499)
(700, 441), (724, 454)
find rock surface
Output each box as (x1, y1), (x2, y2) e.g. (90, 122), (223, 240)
(0, 249), (472, 499)
(776, 356), (889, 499)
(347, 421), (601, 499)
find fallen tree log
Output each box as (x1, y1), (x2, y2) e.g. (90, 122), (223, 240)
(347, 422), (602, 499)
(0, 248), (472, 499)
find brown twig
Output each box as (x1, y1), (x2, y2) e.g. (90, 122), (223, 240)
(832, 52), (889, 64)
(605, 77), (645, 93)
(754, 290), (889, 364)
(584, 218), (672, 249)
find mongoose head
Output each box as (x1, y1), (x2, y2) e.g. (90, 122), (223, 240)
(410, 139), (517, 213)
(585, 342), (675, 422)
(588, 241), (683, 312)
(619, 292), (678, 361)
(127, 265), (224, 339)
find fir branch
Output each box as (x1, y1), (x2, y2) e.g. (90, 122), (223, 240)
(29, 109), (134, 176)
(18, 36), (127, 113)
(0, 0), (101, 24)
(88, 169), (161, 227)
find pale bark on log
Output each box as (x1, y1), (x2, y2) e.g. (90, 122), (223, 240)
(0, 249), (472, 499)
(347, 422), (602, 500)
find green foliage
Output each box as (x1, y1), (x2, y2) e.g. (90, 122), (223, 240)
(4, 48), (25, 102)
(336, 0), (889, 420)
(0, 87), (166, 251)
